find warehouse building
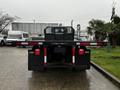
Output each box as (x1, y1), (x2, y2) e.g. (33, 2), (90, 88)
(11, 22), (59, 35)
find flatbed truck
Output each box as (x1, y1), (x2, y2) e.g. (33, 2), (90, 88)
(16, 26), (107, 71)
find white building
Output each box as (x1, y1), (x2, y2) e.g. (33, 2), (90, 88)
(11, 21), (59, 35)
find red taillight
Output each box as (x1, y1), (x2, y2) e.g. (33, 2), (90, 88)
(35, 49), (40, 56)
(79, 49), (85, 55)
(72, 47), (75, 56)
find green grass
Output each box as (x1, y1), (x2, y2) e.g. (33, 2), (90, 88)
(91, 47), (120, 80)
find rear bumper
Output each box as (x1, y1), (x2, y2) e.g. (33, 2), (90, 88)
(28, 64), (90, 71)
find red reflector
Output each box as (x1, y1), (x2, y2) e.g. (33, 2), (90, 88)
(44, 47), (47, 64)
(35, 49), (40, 56)
(72, 47), (75, 56)
(79, 49), (85, 55)
(44, 47), (47, 56)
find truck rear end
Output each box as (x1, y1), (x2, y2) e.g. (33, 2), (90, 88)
(28, 26), (92, 71)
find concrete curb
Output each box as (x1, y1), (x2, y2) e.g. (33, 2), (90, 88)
(91, 61), (120, 88)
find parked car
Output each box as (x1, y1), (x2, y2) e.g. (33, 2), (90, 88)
(0, 34), (7, 46)
(6, 31), (29, 46)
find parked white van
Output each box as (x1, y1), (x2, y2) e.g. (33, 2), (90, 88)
(6, 31), (29, 45)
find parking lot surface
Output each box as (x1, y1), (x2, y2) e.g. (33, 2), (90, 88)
(0, 47), (119, 90)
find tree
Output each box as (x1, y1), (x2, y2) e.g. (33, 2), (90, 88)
(87, 19), (106, 41)
(109, 15), (120, 46)
(0, 12), (15, 34)
(112, 15), (120, 24)
(87, 5), (120, 46)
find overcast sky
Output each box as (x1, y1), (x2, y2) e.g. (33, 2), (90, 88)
(0, 0), (120, 29)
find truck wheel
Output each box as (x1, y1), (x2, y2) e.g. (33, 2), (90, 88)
(40, 67), (46, 72)
(33, 67), (46, 72)
(32, 68), (46, 74)
(72, 67), (77, 71)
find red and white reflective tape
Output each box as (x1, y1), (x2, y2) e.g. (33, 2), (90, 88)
(76, 42), (106, 46)
(90, 43), (97, 46)
(72, 47), (75, 64)
(44, 47), (47, 64)
(38, 42), (43, 45)
(17, 41), (43, 46)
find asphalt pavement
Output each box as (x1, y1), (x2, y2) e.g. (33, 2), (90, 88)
(0, 47), (119, 90)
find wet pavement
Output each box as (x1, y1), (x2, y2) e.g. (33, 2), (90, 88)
(0, 47), (119, 90)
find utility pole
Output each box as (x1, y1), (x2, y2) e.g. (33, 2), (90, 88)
(77, 24), (81, 38)
(110, 0), (116, 22)
(107, 0), (116, 51)
(33, 19), (36, 34)
(71, 20), (73, 27)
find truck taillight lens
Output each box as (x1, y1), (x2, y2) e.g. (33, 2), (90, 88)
(79, 49), (85, 55)
(35, 49), (40, 56)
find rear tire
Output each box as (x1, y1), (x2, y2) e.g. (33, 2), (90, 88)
(72, 67), (76, 71)
(28, 65), (46, 72)
(33, 67), (46, 72)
